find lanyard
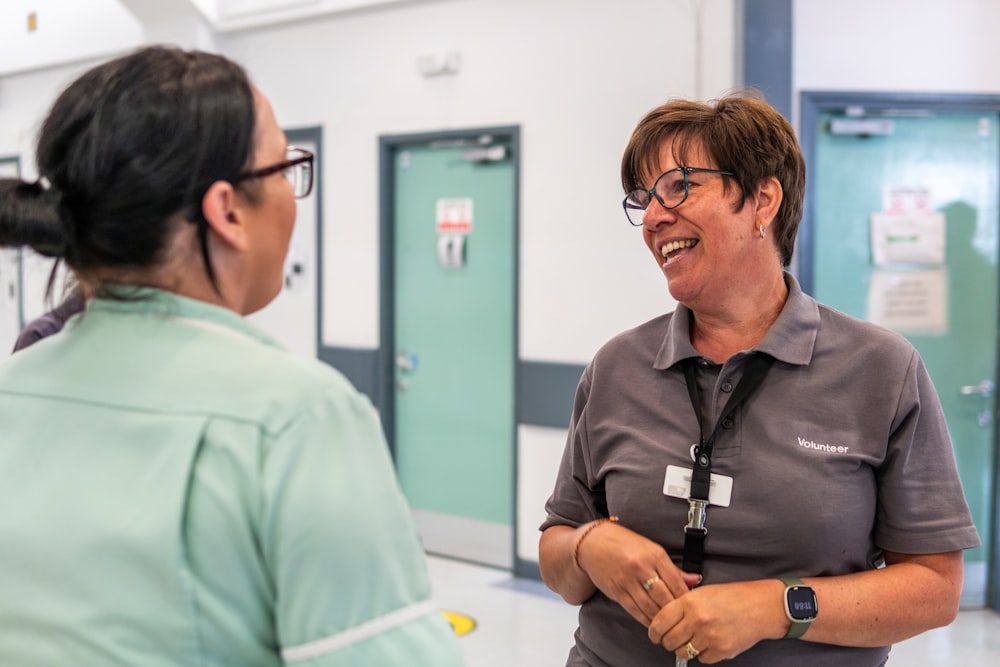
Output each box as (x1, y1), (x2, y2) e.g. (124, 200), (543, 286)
(680, 353), (774, 574)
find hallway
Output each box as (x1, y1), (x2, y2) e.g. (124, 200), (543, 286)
(427, 555), (1000, 666)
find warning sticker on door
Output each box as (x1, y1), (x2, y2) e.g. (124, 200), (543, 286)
(436, 198), (473, 234)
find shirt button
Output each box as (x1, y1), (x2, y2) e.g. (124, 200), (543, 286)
(721, 382), (733, 392)
(722, 417), (734, 429)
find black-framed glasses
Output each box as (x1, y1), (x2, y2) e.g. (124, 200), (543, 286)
(234, 146), (315, 199)
(623, 166), (734, 226)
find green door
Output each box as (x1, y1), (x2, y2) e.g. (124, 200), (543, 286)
(811, 109), (998, 607)
(390, 134), (516, 568)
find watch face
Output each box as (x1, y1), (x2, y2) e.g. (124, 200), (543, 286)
(787, 586), (818, 621)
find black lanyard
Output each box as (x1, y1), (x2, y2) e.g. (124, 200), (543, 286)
(680, 353), (774, 574)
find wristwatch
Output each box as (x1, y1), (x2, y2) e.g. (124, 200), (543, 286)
(780, 577), (818, 639)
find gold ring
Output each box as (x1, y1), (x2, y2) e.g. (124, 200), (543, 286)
(684, 641), (701, 659)
(641, 575), (660, 591)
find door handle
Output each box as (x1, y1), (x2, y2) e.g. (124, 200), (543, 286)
(396, 352), (419, 372)
(395, 352), (418, 392)
(960, 380), (995, 398)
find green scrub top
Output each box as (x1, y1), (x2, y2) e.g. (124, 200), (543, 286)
(0, 289), (465, 667)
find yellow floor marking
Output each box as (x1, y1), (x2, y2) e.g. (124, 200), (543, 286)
(441, 610), (477, 637)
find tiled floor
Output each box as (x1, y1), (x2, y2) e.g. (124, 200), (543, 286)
(427, 555), (1000, 666)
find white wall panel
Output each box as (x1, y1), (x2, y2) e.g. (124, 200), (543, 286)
(794, 0), (1000, 95)
(0, 0), (143, 76)
(517, 425), (569, 564)
(223, 0), (735, 359)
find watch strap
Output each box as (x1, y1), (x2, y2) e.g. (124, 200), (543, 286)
(780, 577), (815, 639)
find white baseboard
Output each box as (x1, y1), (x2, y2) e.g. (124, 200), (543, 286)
(962, 560), (986, 609)
(412, 509), (512, 569)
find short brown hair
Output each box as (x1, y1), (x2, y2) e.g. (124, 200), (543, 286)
(621, 91), (805, 267)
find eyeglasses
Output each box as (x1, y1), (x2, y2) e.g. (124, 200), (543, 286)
(234, 146), (315, 199)
(622, 166), (734, 226)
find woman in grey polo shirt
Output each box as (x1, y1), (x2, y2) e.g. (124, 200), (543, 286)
(539, 93), (980, 666)
(0, 46), (464, 667)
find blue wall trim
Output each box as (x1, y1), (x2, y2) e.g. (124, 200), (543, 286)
(318, 346), (380, 404)
(317, 346), (584, 432)
(743, 0), (793, 121)
(517, 360), (583, 429)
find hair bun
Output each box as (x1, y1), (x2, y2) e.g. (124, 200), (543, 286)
(0, 177), (68, 257)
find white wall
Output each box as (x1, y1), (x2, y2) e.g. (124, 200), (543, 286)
(223, 0), (737, 362)
(0, 0), (736, 362)
(0, 0), (144, 77)
(794, 0), (1000, 103)
(10, 0), (1000, 370)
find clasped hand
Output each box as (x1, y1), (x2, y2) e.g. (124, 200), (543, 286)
(577, 523), (776, 663)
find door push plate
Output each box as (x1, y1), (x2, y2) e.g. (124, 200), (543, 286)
(437, 234), (466, 268)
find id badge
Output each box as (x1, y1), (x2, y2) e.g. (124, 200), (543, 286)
(663, 465), (733, 507)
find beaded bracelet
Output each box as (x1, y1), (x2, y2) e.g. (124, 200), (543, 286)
(572, 516), (619, 570)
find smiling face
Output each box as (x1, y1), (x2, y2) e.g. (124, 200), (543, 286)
(640, 138), (770, 313)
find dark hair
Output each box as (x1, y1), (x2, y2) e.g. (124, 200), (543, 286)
(621, 91), (806, 267)
(0, 45), (257, 287)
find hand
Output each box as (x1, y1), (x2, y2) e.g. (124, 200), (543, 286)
(576, 521), (702, 627)
(647, 580), (786, 664)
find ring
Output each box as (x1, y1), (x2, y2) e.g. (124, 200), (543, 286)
(684, 642), (701, 659)
(641, 575), (660, 591)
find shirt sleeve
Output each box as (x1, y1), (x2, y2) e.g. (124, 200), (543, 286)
(540, 366), (606, 532)
(258, 382), (466, 666)
(12, 316), (59, 352)
(874, 350), (981, 553)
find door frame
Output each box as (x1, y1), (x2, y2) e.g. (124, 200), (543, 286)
(800, 91), (1000, 610)
(377, 126), (521, 457)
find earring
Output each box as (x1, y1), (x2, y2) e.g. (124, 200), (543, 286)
(759, 224), (765, 239)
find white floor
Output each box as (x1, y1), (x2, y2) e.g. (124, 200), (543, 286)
(427, 555), (1000, 666)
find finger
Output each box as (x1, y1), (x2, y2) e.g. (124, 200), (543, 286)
(635, 579), (669, 625)
(637, 575), (670, 621)
(619, 589), (656, 627)
(624, 574), (673, 627)
(643, 576), (677, 614)
(682, 571), (703, 588)
(647, 598), (684, 645)
(674, 639), (703, 663)
(662, 626), (703, 662)
(652, 561), (694, 600)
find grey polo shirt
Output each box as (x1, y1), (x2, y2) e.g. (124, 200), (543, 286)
(542, 273), (980, 667)
(11, 287), (86, 352)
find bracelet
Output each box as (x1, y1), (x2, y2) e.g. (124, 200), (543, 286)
(573, 516), (619, 570)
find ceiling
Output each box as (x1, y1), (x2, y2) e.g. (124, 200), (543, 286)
(0, 0), (429, 76)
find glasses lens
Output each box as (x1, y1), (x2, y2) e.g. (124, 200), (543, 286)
(284, 163), (302, 196)
(283, 150), (314, 198)
(655, 169), (688, 209)
(622, 169), (690, 226)
(301, 160), (314, 198)
(624, 191), (648, 226)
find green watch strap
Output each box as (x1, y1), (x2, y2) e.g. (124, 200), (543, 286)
(780, 577), (816, 640)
